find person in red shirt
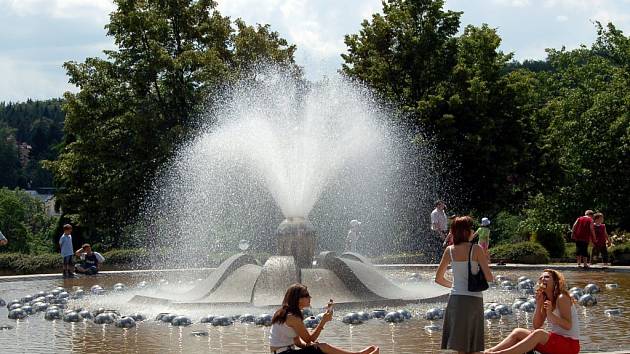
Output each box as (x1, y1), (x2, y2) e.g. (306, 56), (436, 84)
(571, 210), (596, 269)
(591, 212), (611, 266)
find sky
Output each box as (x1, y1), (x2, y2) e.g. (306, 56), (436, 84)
(0, 0), (629, 102)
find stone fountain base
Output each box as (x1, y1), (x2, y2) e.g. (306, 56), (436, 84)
(130, 252), (448, 308)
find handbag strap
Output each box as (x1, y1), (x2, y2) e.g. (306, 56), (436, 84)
(468, 242), (474, 273)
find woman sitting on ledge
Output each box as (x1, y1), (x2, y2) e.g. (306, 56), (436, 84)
(270, 283), (379, 354)
(485, 269), (580, 354)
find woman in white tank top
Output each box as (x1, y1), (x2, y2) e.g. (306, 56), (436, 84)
(435, 216), (494, 353)
(269, 283), (380, 354)
(486, 269), (580, 354)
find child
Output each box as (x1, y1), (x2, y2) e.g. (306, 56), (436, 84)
(591, 213), (611, 266)
(59, 224), (75, 278)
(74, 243), (100, 275)
(475, 217), (491, 258)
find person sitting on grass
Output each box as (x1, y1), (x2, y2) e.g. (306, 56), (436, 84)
(485, 269), (580, 354)
(270, 283), (379, 354)
(74, 243), (100, 275)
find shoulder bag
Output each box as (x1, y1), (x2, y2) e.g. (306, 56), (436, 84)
(467, 242), (489, 292)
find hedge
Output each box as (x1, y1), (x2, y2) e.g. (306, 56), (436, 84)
(489, 241), (550, 264)
(610, 243), (630, 265)
(0, 249), (273, 274)
(0, 253), (61, 274)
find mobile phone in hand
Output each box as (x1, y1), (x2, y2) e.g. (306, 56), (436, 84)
(326, 299), (334, 313)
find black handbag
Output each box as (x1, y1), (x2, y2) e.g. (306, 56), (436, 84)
(467, 242), (489, 292)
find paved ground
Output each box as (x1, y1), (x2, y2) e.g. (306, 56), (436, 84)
(1, 263), (629, 282)
(376, 263), (630, 273)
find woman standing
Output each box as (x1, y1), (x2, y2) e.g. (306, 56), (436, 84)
(435, 216), (494, 354)
(486, 269), (580, 354)
(269, 283), (379, 354)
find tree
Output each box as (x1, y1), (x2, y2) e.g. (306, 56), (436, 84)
(342, 0), (538, 212)
(47, 0), (298, 246)
(342, 0), (461, 111)
(0, 122), (20, 188)
(534, 23), (630, 228)
(0, 188), (56, 253)
(0, 99), (64, 189)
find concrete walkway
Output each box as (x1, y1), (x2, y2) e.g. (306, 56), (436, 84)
(376, 263), (630, 273)
(1, 263), (629, 282)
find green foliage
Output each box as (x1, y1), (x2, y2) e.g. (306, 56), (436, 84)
(0, 122), (20, 187)
(532, 230), (566, 258)
(609, 243), (630, 265)
(0, 99), (64, 189)
(518, 194), (567, 257)
(47, 0), (298, 246)
(564, 242), (577, 259)
(532, 23), (630, 229)
(492, 211), (525, 245)
(102, 248), (150, 266)
(489, 241), (550, 264)
(610, 230), (630, 245)
(0, 253), (60, 274)
(0, 188), (57, 253)
(342, 0), (540, 213)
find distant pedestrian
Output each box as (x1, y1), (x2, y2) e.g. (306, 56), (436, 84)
(591, 213), (611, 266)
(345, 219), (362, 252)
(571, 210), (595, 269)
(59, 224), (75, 278)
(0, 229), (7, 246)
(430, 200), (448, 261)
(475, 217), (491, 259)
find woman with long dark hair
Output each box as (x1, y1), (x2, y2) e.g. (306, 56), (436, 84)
(486, 269), (580, 354)
(435, 216), (494, 354)
(269, 283), (379, 354)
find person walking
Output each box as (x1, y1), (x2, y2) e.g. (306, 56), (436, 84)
(430, 200), (448, 262)
(435, 216), (494, 353)
(571, 210), (595, 269)
(591, 213), (611, 266)
(345, 220), (362, 253)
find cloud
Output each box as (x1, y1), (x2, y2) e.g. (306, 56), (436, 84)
(493, 0), (531, 7)
(556, 15), (569, 22)
(592, 9), (630, 26)
(0, 55), (75, 101)
(3, 0), (114, 22)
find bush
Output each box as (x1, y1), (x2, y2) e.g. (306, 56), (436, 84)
(609, 242), (630, 265)
(492, 211), (526, 245)
(489, 241), (550, 264)
(564, 242), (576, 259)
(532, 230), (566, 258)
(610, 230), (630, 245)
(0, 253), (61, 274)
(0, 188), (58, 254)
(102, 248), (150, 267)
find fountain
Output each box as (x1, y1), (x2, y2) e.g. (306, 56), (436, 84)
(131, 66), (447, 307)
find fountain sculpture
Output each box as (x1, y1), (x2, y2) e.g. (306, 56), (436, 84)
(132, 66), (447, 308)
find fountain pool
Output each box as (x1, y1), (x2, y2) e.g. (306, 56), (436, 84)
(1, 268), (628, 353)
